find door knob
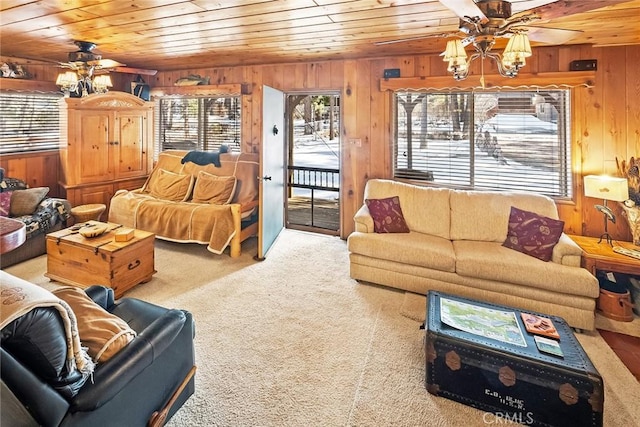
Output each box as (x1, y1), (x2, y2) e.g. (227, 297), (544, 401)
(262, 176), (272, 181)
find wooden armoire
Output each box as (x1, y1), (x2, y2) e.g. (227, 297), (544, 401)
(58, 91), (154, 212)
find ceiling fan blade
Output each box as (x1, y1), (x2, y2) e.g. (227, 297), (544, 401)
(439, 0), (488, 23)
(114, 66), (158, 76)
(373, 32), (458, 46)
(525, 27), (582, 44)
(89, 58), (126, 69)
(510, 0), (628, 22)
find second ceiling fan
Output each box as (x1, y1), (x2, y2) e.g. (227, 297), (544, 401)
(375, 0), (625, 47)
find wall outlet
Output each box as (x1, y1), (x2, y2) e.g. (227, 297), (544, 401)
(349, 138), (362, 147)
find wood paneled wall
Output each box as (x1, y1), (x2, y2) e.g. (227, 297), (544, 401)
(3, 44), (639, 241)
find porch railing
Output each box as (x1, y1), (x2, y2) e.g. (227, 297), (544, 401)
(287, 165), (340, 230)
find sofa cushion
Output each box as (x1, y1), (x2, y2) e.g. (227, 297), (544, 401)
(191, 171), (237, 204)
(453, 240), (599, 298)
(10, 187), (49, 216)
(347, 231), (456, 273)
(502, 206), (564, 261)
(450, 190), (559, 242)
(365, 196), (410, 233)
(148, 169), (194, 202)
(52, 287), (136, 363)
(363, 179), (451, 239)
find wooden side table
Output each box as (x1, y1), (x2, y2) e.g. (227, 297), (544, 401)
(70, 203), (107, 223)
(568, 235), (640, 275)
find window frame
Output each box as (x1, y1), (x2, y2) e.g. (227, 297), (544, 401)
(392, 89), (573, 200)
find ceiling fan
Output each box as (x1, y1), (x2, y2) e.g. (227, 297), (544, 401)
(58, 41), (157, 77)
(375, 0), (624, 80)
(375, 0), (624, 47)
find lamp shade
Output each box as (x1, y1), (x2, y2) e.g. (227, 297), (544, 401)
(504, 33), (532, 58)
(56, 71), (78, 86)
(584, 175), (629, 201)
(442, 39), (467, 62)
(93, 75), (113, 88)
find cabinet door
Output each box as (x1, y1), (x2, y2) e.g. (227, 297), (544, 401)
(115, 111), (149, 179)
(77, 111), (113, 183)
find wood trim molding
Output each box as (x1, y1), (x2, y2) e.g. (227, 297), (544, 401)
(60, 91), (152, 108)
(0, 78), (59, 93)
(149, 83), (252, 97)
(379, 71), (596, 91)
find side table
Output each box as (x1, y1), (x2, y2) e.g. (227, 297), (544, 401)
(570, 235), (639, 322)
(568, 235), (639, 275)
(70, 203), (107, 223)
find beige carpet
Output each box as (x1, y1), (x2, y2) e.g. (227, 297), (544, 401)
(5, 229), (640, 426)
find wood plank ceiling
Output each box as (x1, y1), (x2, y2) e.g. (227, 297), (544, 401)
(1, 0), (639, 73)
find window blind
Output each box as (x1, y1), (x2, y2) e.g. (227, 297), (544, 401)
(393, 90), (572, 199)
(0, 93), (62, 154)
(157, 96), (241, 155)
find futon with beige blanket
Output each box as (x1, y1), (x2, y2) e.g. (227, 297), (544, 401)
(109, 150), (259, 257)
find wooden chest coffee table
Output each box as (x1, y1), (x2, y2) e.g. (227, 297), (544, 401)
(46, 222), (155, 298)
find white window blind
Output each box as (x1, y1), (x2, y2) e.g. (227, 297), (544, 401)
(394, 90), (572, 199)
(0, 93), (62, 154)
(157, 96), (242, 154)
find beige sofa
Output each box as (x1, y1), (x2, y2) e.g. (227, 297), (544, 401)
(109, 150), (259, 257)
(347, 179), (599, 330)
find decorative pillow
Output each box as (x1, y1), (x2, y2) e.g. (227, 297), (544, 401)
(148, 169), (194, 202)
(0, 191), (12, 216)
(502, 206), (565, 262)
(10, 187), (49, 216)
(365, 196), (410, 233)
(192, 171), (237, 204)
(0, 177), (27, 193)
(52, 287), (137, 364)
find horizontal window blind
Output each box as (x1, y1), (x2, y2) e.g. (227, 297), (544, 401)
(394, 90), (572, 199)
(0, 93), (62, 154)
(157, 96), (241, 155)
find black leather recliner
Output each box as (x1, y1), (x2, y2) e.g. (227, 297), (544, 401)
(1, 285), (196, 427)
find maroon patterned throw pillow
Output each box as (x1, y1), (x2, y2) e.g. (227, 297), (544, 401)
(0, 191), (12, 217)
(502, 206), (564, 262)
(365, 196), (410, 233)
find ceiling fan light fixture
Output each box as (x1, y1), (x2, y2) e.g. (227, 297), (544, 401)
(503, 33), (532, 59)
(92, 75), (113, 93)
(55, 71), (78, 86)
(442, 39), (468, 62)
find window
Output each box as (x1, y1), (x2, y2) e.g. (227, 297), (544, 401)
(156, 96), (241, 154)
(0, 93), (62, 154)
(393, 90), (572, 199)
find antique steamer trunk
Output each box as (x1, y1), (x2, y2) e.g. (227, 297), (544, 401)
(425, 291), (603, 427)
(46, 222), (155, 298)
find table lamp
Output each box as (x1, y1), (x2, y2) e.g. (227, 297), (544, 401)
(583, 175), (629, 245)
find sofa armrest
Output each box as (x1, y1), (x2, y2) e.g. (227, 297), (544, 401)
(551, 233), (583, 267)
(71, 309), (187, 411)
(354, 204), (374, 233)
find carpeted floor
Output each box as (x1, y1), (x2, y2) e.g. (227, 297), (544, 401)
(5, 229), (640, 426)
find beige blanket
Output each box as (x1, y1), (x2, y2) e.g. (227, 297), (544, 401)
(109, 150), (259, 255)
(0, 271), (95, 376)
(110, 191), (236, 254)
